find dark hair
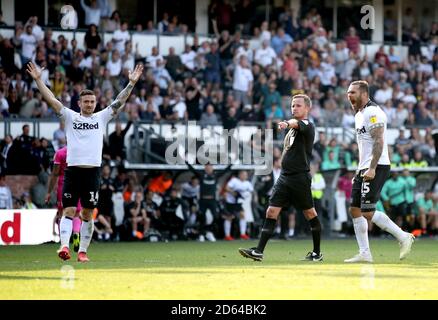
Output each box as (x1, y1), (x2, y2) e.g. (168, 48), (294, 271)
(110, 10), (120, 19)
(350, 80), (369, 95)
(79, 89), (95, 98)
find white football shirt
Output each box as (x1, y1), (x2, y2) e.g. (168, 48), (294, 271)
(355, 101), (390, 170)
(225, 177), (254, 204)
(60, 106), (114, 167)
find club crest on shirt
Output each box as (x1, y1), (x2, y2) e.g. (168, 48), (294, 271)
(370, 116), (377, 124)
(356, 126), (366, 134)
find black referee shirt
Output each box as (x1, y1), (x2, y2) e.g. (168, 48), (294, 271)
(281, 120), (315, 175)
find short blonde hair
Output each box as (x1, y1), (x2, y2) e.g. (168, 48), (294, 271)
(292, 94), (312, 108)
(350, 80), (369, 95)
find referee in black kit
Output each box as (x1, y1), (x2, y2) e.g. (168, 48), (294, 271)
(239, 94), (323, 261)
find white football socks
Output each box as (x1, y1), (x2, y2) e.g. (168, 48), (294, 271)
(79, 220), (94, 253)
(372, 210), (406, 242)
(224, 220), (232, 237)
(239, 219), (247, 235)
(60, 216), (73, 249)
(353, 216), (370, 254)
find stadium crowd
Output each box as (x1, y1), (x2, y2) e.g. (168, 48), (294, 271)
(1, 2), (438, 241)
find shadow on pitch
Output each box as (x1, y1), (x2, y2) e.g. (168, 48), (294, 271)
(0, 274), (62, 281)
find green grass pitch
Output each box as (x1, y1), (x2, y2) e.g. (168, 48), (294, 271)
(1, 238), (438, 299)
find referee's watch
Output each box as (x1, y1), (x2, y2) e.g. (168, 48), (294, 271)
(283, 120), (290, 128)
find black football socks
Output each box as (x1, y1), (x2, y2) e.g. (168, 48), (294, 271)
(256, 218), (277, 253)
(309, 216), (321, 254)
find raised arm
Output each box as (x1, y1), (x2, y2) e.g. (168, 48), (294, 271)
(26, 62), (63, 115)
(216, 163), (233, 179)
(185, 160), (202, 179)
(109, 64), (144, 114)
(121, 119), (133, 137)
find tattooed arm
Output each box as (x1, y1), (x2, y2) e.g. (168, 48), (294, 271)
(109, 64), (144, 113)
(369, 126), (384, 170)
(363, 125), (384, 181)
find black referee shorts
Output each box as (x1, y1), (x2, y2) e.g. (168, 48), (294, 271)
(351, 165), (390, 212)
(269, 172), (314, 210)
(62, 166), (101, 209)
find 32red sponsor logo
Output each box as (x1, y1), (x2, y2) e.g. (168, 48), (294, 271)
(0, 213), (21, 244)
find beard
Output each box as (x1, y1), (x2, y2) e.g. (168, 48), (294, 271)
(350, 97), (363, 111)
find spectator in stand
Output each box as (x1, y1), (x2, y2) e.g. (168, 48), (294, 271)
(108, 118), (132, 162)
(211, 0), (234, 33)
(384, 10), (397, 41)
(232, 55), (253, 107)
(0, 10), (7, 26)
(234, 39), (253, 64)
(141, 101), (161, 121)
(414, 190), (434, 236)
(415, 103), (434, 126)
(153, 59), (172, 94)
(254, 40), (277, 69)
(80, 0), (101, 27)
(224, 171), (253, 240)
(97, 163), (115, 232)
(204, 42), (221, 91)
(374, 81), (393, 105)
(261, 82), (281, 116)
(408, 30), (422, 58)
(126, 190), (150, 239)
(200, 104), (220, 127)
(271, 27), (293, 55)
(105, 10), (121, 32)
(401, 169), (416, 229)
(165, 47), (184, 80)
(180, 44), (197, 77)
(142, 21), (155, 33)
(402, 7), (415, 41)
(344, 27), (360, 56)
(112, 21), (130, 54)
(21, 192), (37, 209)
(52, 120), (66, 149)
(148, 171), (173, 196)
(0, 134), (13, 174)
(410, 150), (428, 168)
(159, 186), (186, 240)
(0, 173), (12, 209)
(158, 12), (170, 33)
(84, 24), (102, 52)
(381, 171), (407, 227)
(19, 24), (37, 66)
(159, 95), (177, 121)
(321, 150), (341, 170)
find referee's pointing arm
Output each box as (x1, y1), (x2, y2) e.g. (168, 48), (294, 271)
(278, 119), (300, 130)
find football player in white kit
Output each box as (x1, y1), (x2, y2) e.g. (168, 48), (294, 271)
(345, 80), (414, 263)
(27, 62), (143, 262)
